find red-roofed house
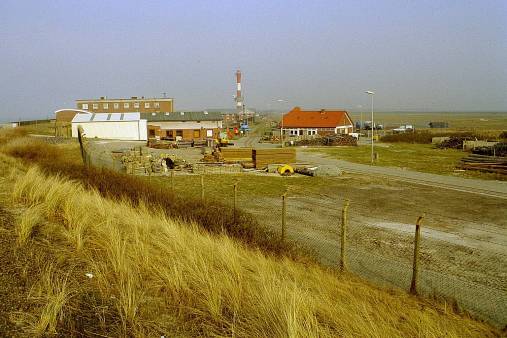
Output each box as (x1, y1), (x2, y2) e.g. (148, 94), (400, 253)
(281, 107), (354, 138)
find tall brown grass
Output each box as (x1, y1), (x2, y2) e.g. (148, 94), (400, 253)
(1, 136), (307, 260)
(6, 166), (498, 337)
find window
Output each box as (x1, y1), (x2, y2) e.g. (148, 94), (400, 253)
(134, 102), (140, 109)
(81, 103), (88, 110)
(124, 103), (130, 109)
(92, 103), (99, 110)
(206, 129), (213, 137)
(193, 130), (200, 138)
(176, 130), (183, 137)
(145, 102), (150, 108)
(113, 103), (119, 109)
(103, 103), (109, 109)
(149, 129), (155, 137)
(154, 102), (160, 108)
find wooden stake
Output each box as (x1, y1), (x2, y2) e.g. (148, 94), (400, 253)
(281, 193), (287, 242)
(340, 199), (350, 271)
(410, 216), (424, 295)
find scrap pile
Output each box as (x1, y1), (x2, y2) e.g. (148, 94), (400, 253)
(294, 135), (357, 146)
(472, 142), (507, 157)
(437, 136), (470, 149)
(459, 154), (507, 174)
(253, 148), (296, 169)
(121, 148), (186, 175)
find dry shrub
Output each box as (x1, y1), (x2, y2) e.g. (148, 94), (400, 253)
(7, 166), (499, 337)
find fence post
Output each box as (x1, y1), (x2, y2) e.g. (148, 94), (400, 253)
(233, 182), (238, 223)
(77, 126), (86, 165)
(340, 199), (350, 271)
(281, 193), (287, 242)
(410, 216), (424, 295)
(200, 174), (205, 202)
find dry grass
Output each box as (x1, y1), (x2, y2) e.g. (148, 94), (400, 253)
(16, 204), (44, 245)
(1, 136), (308, 260)
(3, 165), (499, 337)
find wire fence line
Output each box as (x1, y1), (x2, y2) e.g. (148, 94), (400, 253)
(77, 140), (507, 328)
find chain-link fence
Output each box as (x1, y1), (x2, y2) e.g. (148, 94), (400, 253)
(77, 138), (507, 327)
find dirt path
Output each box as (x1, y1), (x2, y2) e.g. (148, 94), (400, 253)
(298, 149), (507, 199)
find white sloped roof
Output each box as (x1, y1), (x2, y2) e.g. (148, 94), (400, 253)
(72, 112), (141, 123)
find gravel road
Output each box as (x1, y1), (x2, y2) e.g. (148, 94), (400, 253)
(298, 149), (507, 199)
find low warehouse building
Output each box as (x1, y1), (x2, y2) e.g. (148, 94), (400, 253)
(71, 112), (147, 141)
(281, 107), (353, 137)
(145, 111), (223, 141)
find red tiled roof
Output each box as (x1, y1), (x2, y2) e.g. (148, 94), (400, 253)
(281, 107), (352, 128)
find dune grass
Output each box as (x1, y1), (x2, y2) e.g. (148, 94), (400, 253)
(2, 165), (499, 337)
(0, 135), (308, 260)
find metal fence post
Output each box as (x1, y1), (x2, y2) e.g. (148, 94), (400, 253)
(340, 199), (350, 271)
(281, 193), (287, 242)
(410, 216), (424, 295)
(233, 182), (238, 223)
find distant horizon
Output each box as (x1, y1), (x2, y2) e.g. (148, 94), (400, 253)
(1, 0), (506, 121)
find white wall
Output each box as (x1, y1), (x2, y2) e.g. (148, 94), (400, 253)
(72, 120), (147, 141)
(149, 120), (222, 130)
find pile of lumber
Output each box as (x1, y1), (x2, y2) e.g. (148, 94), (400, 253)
(220, 148), (253, 162)
(437, 137), (469, 149)
(460, 154), (507, 174)
(294, 135), (357, 147)
(472, 142), (507, 157)
(253, 148), (296, 169)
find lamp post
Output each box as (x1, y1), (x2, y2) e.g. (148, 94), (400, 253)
(276, 99), (287, 148)
(365, 91), (375, 164)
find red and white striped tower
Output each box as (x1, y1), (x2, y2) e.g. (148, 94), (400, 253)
(235, 69), (244, 113)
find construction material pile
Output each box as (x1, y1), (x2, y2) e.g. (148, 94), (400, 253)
(437, 137), (470, 149)
(121, 148), (186, 175)
(253, 148), (296, 169)
(460, 154), (507, 174)
(472, 142), (507, 157)
(294, 135), (357, 146)
(220, 147), (253, 162)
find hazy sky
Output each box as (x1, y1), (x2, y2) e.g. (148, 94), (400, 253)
(1, 0), (506, 121)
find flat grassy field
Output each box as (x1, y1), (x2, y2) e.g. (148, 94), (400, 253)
(348, 111), (507, 133)
(308, 143), (504, 180)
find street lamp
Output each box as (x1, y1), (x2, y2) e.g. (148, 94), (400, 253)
(365, 91), (375, 164)
(276, 99), (287, 148)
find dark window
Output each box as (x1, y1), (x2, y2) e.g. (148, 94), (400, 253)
(176, 130), (183, 137)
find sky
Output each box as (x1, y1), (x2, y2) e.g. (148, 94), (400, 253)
(0, 0), (506, 121)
